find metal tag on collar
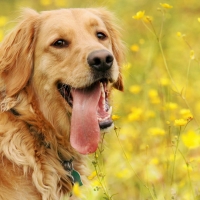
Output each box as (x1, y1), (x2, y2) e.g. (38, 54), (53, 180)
(62, 159), (83, 186)
(71, 169), (83, 186)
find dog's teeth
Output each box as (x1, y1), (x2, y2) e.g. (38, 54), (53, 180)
(108, 106), (112, 115)
(100, 83), (105, 98)
(100, 82), (106, 109)
(98, 117), (103, 122)
(98, 116), (110, 122)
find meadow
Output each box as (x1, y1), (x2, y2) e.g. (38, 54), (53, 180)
(1, 0), (200, 199)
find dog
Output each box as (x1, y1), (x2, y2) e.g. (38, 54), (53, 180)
(0, 8), (124, 200)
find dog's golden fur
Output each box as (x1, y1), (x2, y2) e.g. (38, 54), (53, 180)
(0, 8), (124, 200)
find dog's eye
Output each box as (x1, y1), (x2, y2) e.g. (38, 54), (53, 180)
(96, 32), (107, 40)
(52, 39), (68, 48)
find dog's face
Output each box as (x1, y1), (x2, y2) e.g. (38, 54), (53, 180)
(0, 8), (124, 155)
(34, 9), (119, 88)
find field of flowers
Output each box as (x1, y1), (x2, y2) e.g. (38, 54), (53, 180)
(1, 0), (200, 199)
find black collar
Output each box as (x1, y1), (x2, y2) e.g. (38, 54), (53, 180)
(9, 108), (82, 187)
(10, 108), (20, 116)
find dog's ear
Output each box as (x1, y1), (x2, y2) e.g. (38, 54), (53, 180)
(90, 8), (125, 91)
(0, 9), (39, 100)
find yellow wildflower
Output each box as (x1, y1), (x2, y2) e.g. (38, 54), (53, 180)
(112, 114), (120, 121)
(177, 32), (182, 37)
(128, 107), (143, 121)
(174, 119), (187, 126)
(88, 171), (97, 180)
(132, 11), (145, 20)
(116, 168), (131, 179)
(181, 130), (200, 148)
(148, 89), (161, 104)
(129, 85), (142, 94)
(130, 44), (139, 52)
(148, 89), (158, 98)
(176, 31), (186, 38)
(0, 16), (8, 27)
(143, 16), (153, 23)
(148, 127), (166, 136)
(72, 183), (81, 197)
(95, 153), (98, 158)
(180, 109), (193, 120)
(160, 77), (169, 86)
(183, 164), (192, 171)
(150, 158), (159, 165)
(169, 153), (175, 161)
(160, 3), (173, 9)
(166, 102), (178, 110)
(91, 179), (101, 188)
(198, 18), (200, 22)
(40, 0), (52, 6)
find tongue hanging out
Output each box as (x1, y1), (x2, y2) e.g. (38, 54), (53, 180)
(70, 82), (112, 154)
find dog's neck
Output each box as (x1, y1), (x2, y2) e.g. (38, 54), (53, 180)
(7, 86), (76, 162)
(6, 86), (85, 190)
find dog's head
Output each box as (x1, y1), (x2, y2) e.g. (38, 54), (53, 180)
(0, 8), (124, 154)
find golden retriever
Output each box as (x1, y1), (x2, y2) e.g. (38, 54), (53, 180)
(0, 8), (124, 200)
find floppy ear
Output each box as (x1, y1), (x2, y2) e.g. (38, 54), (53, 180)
(90, 8), (125, 91)
(0, 9), (39, 101)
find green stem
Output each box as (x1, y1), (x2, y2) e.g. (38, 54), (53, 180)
(94, 152), (111, 199)
(158, 28), (199, 126)
(179, 150), (195, 200)
(171, 127), (181, 185)
(114, 127), (157, 200)
(185, 59), (191, 96)
(158, 40), (178, 93)
(171, 122), (190, 185)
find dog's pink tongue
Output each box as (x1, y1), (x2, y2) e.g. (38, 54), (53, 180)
(70, 83), (101, 154)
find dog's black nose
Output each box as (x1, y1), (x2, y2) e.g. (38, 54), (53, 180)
(87, 50), (114, 72)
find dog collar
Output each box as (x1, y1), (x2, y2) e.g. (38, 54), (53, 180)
(62, 159), (83, 186)
(10, 108), (20, 116)
(9, 108), (83, 186)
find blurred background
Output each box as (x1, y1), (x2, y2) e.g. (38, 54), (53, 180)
(1, 0), (200, 199)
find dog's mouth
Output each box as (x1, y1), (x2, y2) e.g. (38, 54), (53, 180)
(57, 79), (113, 154)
